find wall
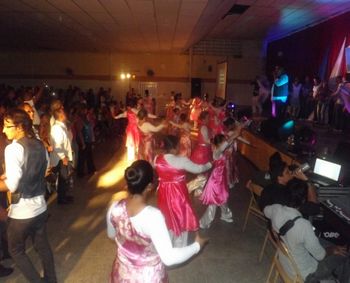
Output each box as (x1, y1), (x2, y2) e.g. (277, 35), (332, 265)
(0, 39), (264, 115)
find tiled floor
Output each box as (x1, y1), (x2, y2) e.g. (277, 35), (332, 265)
(2, 138), (276, 283)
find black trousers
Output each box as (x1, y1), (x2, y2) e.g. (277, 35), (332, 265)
(77, 143), (96, 176)
(7, 211), (57, 283)
(53, 161), (70, 202)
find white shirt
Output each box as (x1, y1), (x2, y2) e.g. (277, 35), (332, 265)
(107, 202), (200, 266)
(4, 140), (47, 219)
(200, 126), (210, 144)
(50, 120), (73, 166)
(163, 154), (212, 174)
(139, 122), (165, 134)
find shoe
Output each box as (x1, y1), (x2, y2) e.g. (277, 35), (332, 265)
(220, 216), (234, 223)
(0, 264), (13, 277)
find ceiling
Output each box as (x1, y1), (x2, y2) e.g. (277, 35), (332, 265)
(0, 0), (349, 53)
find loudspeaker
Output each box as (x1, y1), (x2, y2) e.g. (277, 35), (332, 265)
(191, 78), (201, 98)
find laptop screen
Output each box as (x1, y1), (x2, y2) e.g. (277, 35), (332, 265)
(313, 158), (341, 181)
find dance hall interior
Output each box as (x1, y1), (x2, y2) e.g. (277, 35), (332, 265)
(1, 1), (350, 283)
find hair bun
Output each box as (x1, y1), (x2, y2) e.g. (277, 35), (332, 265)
(125, 167), (142, 184)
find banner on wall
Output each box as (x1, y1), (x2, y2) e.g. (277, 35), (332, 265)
(216, 61), (228, 100)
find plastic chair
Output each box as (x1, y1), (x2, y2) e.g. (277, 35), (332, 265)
(242, 180), (270, 262)
(265, 231), (304, 283)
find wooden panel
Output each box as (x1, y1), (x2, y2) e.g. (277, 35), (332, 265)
(239, 129), (298, 171)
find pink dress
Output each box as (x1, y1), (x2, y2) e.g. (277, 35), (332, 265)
(155, 154), (199, 236)
(126, 109), (140, 151)
(109, 200), (168, 283)
(190, 125), (212, 164)
(138, 128), (155, 164)
(189, 98), (202, 122)
(200, 154), (229, 206)
(208, 106), (224, 135)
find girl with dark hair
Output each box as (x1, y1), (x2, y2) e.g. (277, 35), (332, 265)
(169, 113), (192, 158)
(107, 160), (207, 283)
(199, 133), (236, 229)
(155, 135), (212, 247)
(137, 108), (166, 164)
(190, 111), (212, 165)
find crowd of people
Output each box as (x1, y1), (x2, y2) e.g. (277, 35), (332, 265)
(251, 69), (349, 132)
(0, 83), (129, 281)
(0, 79), (349, 283)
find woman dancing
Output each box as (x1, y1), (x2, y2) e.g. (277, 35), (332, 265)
(114, 100), (140, 162)
(107, 160), (208, 283)
(199, 134), (235, 229)
(155, 135), (212, 247)
(137, 108), (166, 164)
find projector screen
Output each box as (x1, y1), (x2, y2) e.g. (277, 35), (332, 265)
(216, 61), (228, 100)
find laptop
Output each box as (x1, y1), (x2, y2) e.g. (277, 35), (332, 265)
(309, 158), (342, 187)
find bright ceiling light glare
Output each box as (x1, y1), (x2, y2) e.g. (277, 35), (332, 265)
(126, 73), (131, 79)
(132, 74), (136, 79)
(120, 73), (126, 80)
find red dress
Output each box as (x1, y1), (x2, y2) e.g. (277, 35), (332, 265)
(125, 109), (140, 151)
(155, 154), (199, 236)
(190, 125), (212, 165)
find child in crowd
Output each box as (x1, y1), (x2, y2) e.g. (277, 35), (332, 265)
(170, 113), (192, 158)
(199, 134), (235, 229)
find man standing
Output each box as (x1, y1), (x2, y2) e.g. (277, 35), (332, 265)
(271, 66), (289, 118)
(50, 107), (74, 204)
(0, 109), (57, 283)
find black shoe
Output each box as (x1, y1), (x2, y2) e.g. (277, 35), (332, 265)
(0, 264), (13, 277)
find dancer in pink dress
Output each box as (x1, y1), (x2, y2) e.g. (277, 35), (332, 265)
(190, 111), (212, 165)
(199, 134), (235, 229)
(114, 101), (140, 162)
(169, 113), (192, 158)
(189, 96), (202, 129)
(107, 160), (207, 283)
(208, 97), (226, 135)
(155, 135), (212, 247)
(137, 108), (166, 164)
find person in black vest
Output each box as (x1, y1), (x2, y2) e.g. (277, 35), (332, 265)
(0, 109), (57, 283)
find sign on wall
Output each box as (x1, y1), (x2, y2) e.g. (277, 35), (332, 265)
(216, 61), (228, 100)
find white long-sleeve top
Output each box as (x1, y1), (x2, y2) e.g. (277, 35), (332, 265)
(200, 125), (210, 144)
(264, 204), (326, 280)
(107, 202), (200, 266)
(50, 120), (73, 166)
(139, 122), (165, 134)
(163, 154), (212, 174)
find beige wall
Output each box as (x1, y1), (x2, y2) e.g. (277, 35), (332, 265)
(0, 40), (265, 113)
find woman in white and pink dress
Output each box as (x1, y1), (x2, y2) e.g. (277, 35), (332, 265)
(137, 108), (166, 164)
(107, 160), (207, 283)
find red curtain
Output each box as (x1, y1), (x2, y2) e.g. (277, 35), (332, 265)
(267, 11), (350, 80)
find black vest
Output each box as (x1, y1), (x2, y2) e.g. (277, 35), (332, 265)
(16, 137), (47, 198)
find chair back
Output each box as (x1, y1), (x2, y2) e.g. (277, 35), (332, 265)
(266, 230), (304, 283)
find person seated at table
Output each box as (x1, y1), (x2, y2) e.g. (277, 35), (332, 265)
(259, 161), (319, 216)
(107, 160), (208, 283)
(264, 179), (350, 283)
(251, 151), (283, 188)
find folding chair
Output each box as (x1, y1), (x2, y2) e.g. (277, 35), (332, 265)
(266, 231), (304, 283)
(242, 180), (270, 262)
